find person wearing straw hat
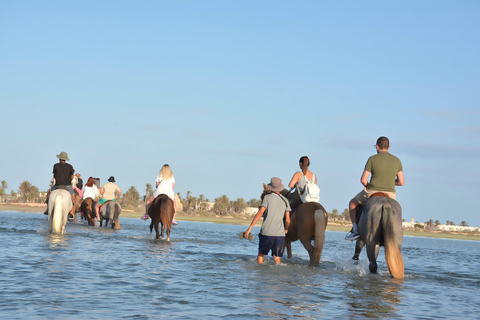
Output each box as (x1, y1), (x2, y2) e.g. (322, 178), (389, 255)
(44, 151), (75, 215)
(244, 177), (291, 265)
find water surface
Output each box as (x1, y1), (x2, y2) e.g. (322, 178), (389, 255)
(0, 212), (478, 319)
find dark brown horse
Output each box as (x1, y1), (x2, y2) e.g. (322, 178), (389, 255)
(80, 197), (96, 226)
(148, 194), (174, 240)
(260, 184), (328, 266)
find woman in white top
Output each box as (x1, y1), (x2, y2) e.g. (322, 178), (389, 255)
(144, 164), (177, 223)
(82, 177), (99, 200)
(288, 156), (317, 208)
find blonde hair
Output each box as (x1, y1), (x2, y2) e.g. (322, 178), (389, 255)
(158, 164), (173, 180)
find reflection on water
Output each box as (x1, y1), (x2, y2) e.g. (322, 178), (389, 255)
(344, 276), (403, 319)
(0, 211), (478, 319)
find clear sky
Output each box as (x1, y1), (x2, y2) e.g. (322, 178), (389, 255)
(1, 1), (479, 227)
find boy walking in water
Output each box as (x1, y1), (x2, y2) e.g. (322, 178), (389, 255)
(244, 177), (291, 264)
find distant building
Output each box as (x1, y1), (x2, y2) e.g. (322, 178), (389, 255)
(403, 218), (479, 232)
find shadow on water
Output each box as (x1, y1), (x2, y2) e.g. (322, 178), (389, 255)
(343, 275), (404, 319)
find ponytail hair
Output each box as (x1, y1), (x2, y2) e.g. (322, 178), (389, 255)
(299, 156), (310, 174)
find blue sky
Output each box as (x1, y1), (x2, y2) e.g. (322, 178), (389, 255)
(1, 1), (479, 226)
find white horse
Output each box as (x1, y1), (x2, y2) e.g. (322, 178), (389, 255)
(48, 189), (73, 234)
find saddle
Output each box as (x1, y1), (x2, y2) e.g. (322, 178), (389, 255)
(99, 200), (112, 213)
(356, 192), (390, 223)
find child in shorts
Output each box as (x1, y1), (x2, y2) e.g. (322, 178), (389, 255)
(244, 177), (291, 264)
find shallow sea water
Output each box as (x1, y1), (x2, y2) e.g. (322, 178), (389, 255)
(0, 211), (479, 319)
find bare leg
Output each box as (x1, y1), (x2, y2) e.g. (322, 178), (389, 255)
(145, 195), (154, 215)
(257, 252), (265, 264)
(95, 202), (100, 220)
(173, 199), (177, 219)
(273, 256), (281, 265)
(349, 199), (358, 224)
(71, 195), (76, 216)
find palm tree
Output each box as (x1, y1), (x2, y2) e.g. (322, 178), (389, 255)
(145, 183), (153, 201)
(0, 180), (7, 197)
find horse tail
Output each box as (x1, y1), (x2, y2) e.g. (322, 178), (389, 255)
(52, 192), (63, 234)
(114, 203), (121, 230)
(311, 208), (327, 265)
(382, 202), (404, 279)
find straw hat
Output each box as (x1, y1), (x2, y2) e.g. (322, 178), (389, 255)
(56, 151), (69, 161)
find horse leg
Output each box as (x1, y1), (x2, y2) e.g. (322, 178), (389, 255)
(154, 221), (160, 239)
(366, 242), (378, 274)
(310, 209), (326, 266)
(353, 239), (365, 260)
(299, 236), (314, 263)
(285, 236), (292, 258)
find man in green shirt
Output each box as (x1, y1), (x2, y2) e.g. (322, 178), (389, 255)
(345, 136), (405, 241)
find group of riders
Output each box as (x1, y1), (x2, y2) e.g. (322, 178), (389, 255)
(44, 151), (123, 222)
(44, 152), (178, 225)
(45, 135), (403, 241)
(243, 136), (404, 264)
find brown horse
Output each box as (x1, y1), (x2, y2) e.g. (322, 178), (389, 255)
(285, 201), (328, 266)
(260, 184), (328, 266)
(148, 194), (174, 241)
(80, 197), (96, 226)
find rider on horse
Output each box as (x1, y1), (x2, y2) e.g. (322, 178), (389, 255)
(44, 151), (76, 217)
(346, 136), (405, 241)
(95, 176), (122, 221)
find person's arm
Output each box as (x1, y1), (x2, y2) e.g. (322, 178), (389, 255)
(284, 211), (290, 233)
(395, 171), (405, 186)
(288, 172), (301, 189)
(244, 206), (265, 239)
(360, 170), (370, 187)
(116, 187), (122, 199)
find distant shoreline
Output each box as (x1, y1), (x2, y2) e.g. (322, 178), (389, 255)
(1, 203), (479, 241)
